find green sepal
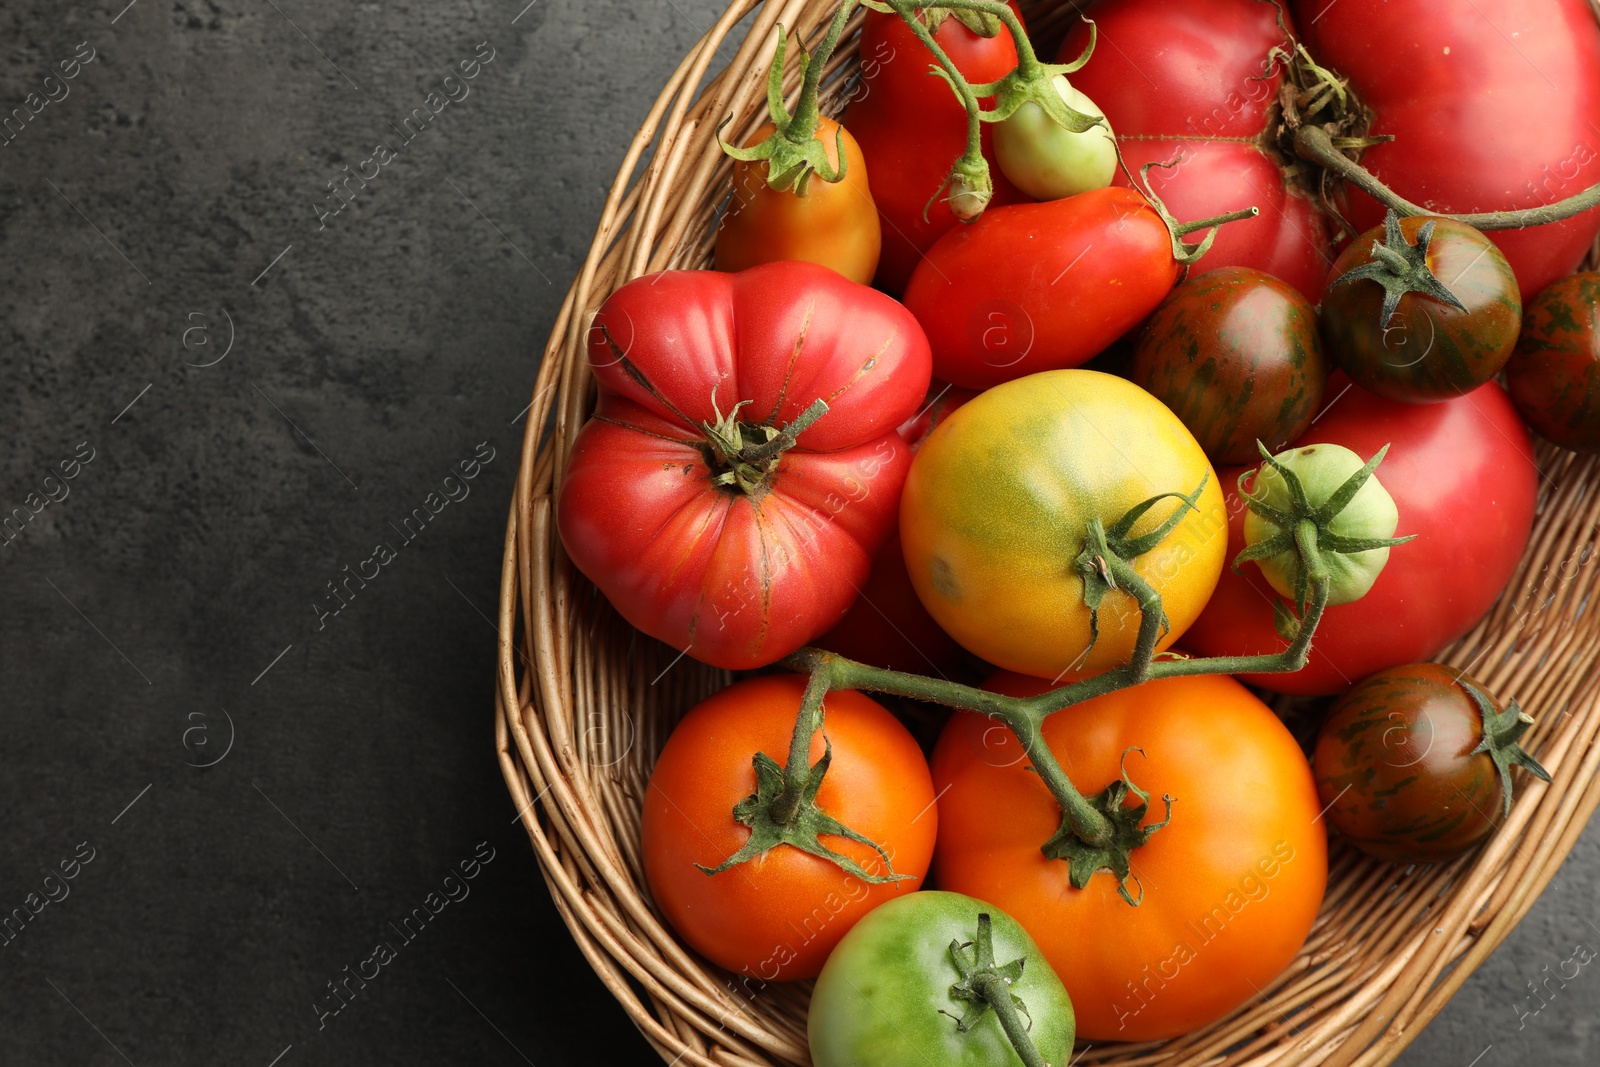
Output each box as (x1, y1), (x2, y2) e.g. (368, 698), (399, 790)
(1328, 209), (1469, 326)
(1462, 681), (1553, 819)
(696, 740), (909, 885)
(1040, 748), (1173, 905)
(717, 24), (849, 195)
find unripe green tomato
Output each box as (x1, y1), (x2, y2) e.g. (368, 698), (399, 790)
(993, 75), (1116, 202)
(1242, 443), (1400, 605)
(809, 891), (1075, 1067)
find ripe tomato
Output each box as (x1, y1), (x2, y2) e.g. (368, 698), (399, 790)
(642, 676), (935, 982)
(899, 370), (1226, 679)
(842, 6), (1029, 295)
(810, 892), (1076, 1067)
(1185, 376), (1538, 696)
(932, 671), (1327, 1042)
(1506, 271), (1600, 453)
(903, 188), (1194, 390)
(1313, 663), (1549, 864)
(1131, 267), (1327, 464)
(714, 116), (881, 285)
(1059, 0), (1334, 301)
(1320, 215), (1521, 403)
(1297, 0), (1600, 301)
(557, 262), (931, 670)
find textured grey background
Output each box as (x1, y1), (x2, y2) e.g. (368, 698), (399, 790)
(0, 1), (1594, 1065)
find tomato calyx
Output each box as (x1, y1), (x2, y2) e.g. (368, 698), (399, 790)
(719, 14), (854, 195)
(1328, 210), (1468, 327)
(1133, 160), (1262, 267)
(697, 672), (911, 885)
(1041, 749), (1173, 906)
(1462, 680), (1552, 819)
(1072, 475), (1211, 678)
(1236, 441), (1415, 628)
(940, 912), (1051, 1067)
(913, 6), (1002, 38)
(700, 390), (829, 496)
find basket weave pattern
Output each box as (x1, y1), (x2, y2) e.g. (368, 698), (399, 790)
(496, 3), (1600, 1064)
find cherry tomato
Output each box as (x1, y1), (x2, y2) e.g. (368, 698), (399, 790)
(1320, 215), (1521, 404)
(1060, 0), (1334, 301)
(992, 75), (1117, 201)
(1297, 0), (1600, 301)
(1506, 271), (1600, 453)
(903, 188), (1191, 390)
(1131, 267), (1327, 464)
(558, 262), (931, 670)
(714, 116), (881, 285)
(843, 7), (1029, 295)
(899, 369), (1226, 679)
(932, 671), (1327, 1041)
(1185, 376), (1538, 696)
(1313, 663), (1549, 863)
(642, 675), (935, 981)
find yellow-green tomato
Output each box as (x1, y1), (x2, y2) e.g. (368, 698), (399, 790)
(809, 891), (1075, 1067)
(992, 75), (1116, 201)
(899, 370), (1227, 679)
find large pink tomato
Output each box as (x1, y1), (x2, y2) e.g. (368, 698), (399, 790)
(557, 261), (932, 670)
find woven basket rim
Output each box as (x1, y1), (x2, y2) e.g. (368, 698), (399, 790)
(497, 3), (1600, 1065)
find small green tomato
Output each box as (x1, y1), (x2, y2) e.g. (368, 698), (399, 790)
(993, 75), (1116, 202)
(809, 891), (1074, 1067)
(1242, 442), (1402, 606)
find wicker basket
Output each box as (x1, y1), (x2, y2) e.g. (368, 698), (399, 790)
(496, 3), (1600, 1064)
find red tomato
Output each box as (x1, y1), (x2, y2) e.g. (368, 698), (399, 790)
(933, 671), (1327, 1042)
(1296, 0), (1600, 301)
(1184, 375), (1538, 695)
(1060, 0), (1334, 301)
(842, 7), (1029, 295)
(643, 676), (936, 981)
(557, 262), (931, 670)
(902, 188), (1186, 390)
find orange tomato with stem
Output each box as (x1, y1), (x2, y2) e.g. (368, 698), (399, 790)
(642, 675), (935, 982)
(715, 115), (882, 285)
(931, 670), (1328, 1041)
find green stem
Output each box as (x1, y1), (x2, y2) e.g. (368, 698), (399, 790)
(770, 669), (829, 825)
(1173, 205), (1264, 238)
(892, 3), (985, 171)
(787, 1), (861, 144)
(974, 974), (1047, 1067)
(1295, 125), (1600, 231)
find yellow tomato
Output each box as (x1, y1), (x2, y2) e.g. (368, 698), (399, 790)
(714, 116), (882, 286)
(899, 370), (1226, 678)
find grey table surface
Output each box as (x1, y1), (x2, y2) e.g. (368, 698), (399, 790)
(0, 2), (1594, 1064)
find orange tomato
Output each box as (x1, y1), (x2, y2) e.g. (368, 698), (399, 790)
(931, 671), (1327, 1041)
(642, 675), (935, 982)
(714, 116), (882, 285)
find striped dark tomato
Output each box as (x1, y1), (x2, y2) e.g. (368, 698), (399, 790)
(1506, 271), (1600, 453)
(1319, 215), (1521, 404)
(1312, 663), (1548, 864)
(1130, 267), (1327, 465)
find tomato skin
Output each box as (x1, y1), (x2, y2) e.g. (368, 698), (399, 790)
(641, 676), (936, 982)
(899, 370), (1226, 679)
(809, 891), (1075, 1067)
(557, 262), (931, 670)
(932, 671), (1327, 1042)
(714, 117), (881, 285)
(1320, 217), (1522, 404)
(1060, 0), (1334, 302)
(1295, 0), (1600, 301)
(843, 8), (1029, 295)
(818, 385), (977, 677)
(1131, 267), (1327, 464)
(992, 76), (1117, 201)
(903, 189), (1182, 390)
(1313, 664), (1510, 863)
(1507, 272), (1600, 453)
(1184, 376), (1538, 696)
